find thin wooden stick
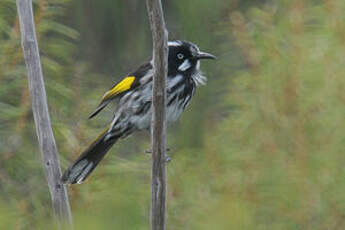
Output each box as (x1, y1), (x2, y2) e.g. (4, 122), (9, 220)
(146, 0), (169, 230)
(16, 0), (73, 228)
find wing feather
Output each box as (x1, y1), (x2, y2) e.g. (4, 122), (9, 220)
(89, 62), (152, 119)
(102, 76), (136, 101)
(88, 76), (136, 119)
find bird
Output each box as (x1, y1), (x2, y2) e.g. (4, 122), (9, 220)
(61, 40), (216, 184)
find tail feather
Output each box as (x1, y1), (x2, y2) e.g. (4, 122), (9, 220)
(61, 130), (118, 184)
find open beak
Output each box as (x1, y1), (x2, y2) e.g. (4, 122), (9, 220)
(196, 51), (217, 60)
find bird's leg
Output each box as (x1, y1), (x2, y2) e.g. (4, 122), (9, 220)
(145, 148), (151, 154)
(146, 128), (171, 162)
(165, 154), (171, 163)
(145, 147), (170, 154)
(165, 147), (171, 162)
(145, 148), (171, 162)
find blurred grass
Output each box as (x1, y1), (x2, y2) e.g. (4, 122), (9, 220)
(201, 0), (345, 229)
(1, 0), (345, 229)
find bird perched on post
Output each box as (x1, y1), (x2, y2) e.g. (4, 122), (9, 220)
(61, 40), (216, 184)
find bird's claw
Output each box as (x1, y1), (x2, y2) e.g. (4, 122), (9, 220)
(145, 149), (152, 154)
(165, 155), (171, 163)
(145, 147), (171, 154)
(145, 148), (172, 163)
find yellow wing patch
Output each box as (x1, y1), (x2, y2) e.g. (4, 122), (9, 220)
(102, 76), (135, 100)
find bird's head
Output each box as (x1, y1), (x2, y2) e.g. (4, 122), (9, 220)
(168, 40), (216, 76)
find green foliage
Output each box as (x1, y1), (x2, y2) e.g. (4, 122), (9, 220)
(2, 0), (345, 229)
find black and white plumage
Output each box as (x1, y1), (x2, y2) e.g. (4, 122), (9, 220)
(61, 40), (216, 184)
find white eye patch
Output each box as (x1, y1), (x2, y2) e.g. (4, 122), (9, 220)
(178, 59), (192, 71)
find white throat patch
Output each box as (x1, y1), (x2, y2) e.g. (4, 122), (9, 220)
(178, 60), (192, 71)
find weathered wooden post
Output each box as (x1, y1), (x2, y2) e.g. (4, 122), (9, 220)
(16, 0), (73, 228)
(146, 0), (169, 230)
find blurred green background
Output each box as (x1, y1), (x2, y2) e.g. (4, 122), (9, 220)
(1, 0), (345, 229)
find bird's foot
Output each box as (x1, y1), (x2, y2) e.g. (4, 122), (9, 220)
(145, 147), (171, 154)
(165, 155), (171, 163)
(145, 149), (151, 154)
(145, 148), (171, 163)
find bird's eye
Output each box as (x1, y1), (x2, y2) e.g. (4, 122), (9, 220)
(177, 53), (184, 59)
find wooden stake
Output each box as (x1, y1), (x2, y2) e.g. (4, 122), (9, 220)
(16, 0), (73, 228)
(146, 0), (168, 229)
